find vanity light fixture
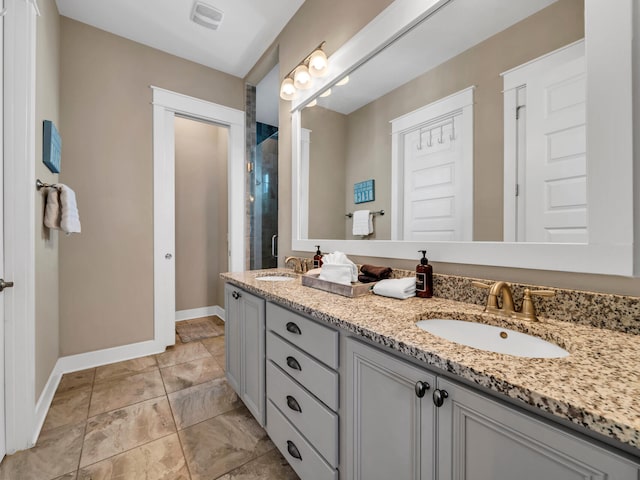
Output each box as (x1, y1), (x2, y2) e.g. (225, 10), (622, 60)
(280, 41), (330, 101)
(306, 99), (318, 108)
(336, 75), (350, 86)
(320, 88), (332, 98)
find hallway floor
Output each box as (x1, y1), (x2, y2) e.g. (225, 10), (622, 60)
(0, 316), (299, 480)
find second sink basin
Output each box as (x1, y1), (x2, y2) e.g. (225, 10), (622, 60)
(416, 319), (569, 358)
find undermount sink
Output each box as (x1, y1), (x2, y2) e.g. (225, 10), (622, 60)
(255, 275), (296, 282)
(416, 319), (569, 358)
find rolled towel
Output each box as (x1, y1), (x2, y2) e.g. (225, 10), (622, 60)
(59, 184), (81, 234)
(358, 274), (378, 284)
(352, 210), (373, 236)
(360, 264), (392, 280)
(44, 186), (62, 230)
(373, 277), (416, 300)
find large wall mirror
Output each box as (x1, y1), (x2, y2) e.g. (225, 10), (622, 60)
(291, 0), (636, 275)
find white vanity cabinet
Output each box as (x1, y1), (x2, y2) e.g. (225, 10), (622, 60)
(224, 283), (266, 426)
(265, 303), (340, 480)
(345, 338), (640, 480)
(345, 337), (437, 480)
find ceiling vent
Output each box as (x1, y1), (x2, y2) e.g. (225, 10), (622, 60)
(191, 1), (224, 31)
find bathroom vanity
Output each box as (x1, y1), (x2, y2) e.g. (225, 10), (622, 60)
(223, 270), (640, 480)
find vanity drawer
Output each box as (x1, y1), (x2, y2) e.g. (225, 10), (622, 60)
(267, 331), (339, 411)
(267, 361), (339, 467)
(267, 400), (338, 480)
(267, 303), (339, 369)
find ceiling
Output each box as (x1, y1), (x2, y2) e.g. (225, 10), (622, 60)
(55, 0), (304, 78)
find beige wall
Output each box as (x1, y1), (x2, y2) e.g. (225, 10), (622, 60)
(252, 0), (640, 296)
(35, 0), (60, 399)
(59, 18), (244, 356)
(174, 117), (228, 311)
(302, 106), (347, 239)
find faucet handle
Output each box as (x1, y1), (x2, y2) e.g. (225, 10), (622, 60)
(529, 289), (555, 298)
(519, 288), (554, 322)
(471, 281), (492, 290)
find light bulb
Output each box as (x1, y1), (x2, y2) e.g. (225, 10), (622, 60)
(293, 65), (312, 90)
(320, 88), (332, 98)
(279, 77), (297, 101)
(336, 75), (350, 86)
(306, 99), (317, 108)
(308, 49), (329, 77)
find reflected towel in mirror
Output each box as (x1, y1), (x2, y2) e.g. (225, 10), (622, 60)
(352, 210), (373, 236)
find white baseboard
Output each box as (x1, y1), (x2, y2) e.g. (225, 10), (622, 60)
(175, 305), (224, 322)
(33, 369), (62, 445)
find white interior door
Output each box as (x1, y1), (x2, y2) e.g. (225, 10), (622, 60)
(403, 116), (469, 241)
(523, 56), (587, 243)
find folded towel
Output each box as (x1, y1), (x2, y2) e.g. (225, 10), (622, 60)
(321, 251), (358, 283)
(352, 210), (373, 236)
(44, 186), (62, 230)
(373, 277), (416, 300)
(358, 274), (378, 284)
(59, 184), (81, 234)
(360, 264), (392, 280)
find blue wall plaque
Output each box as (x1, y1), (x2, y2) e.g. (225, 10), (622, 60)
(354, 179), (375, 204)
(43, 120), (62, 174)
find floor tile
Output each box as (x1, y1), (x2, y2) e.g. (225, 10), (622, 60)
(77, 434), (189, 480)
(168, 377), (241, 430)
(201, 335), (225, 356)
(42, 385), (92, 433)
(179, 407), (274, 480)
(211, 316), (225, 327)
(53, 472), (77, 480)
(95, 355), (158, 382)
(160, 355), (225, 393)
(216, 449), (299, 480)
(81, 397), (175, 467)
(156, 341), (212, 368)
(0, 422), (85, 480)
(89, 370), (165, 416)
(57, 368), (95, 394)
(176, 317), (224, 343)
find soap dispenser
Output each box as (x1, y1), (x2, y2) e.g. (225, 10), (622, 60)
(313, 245), (323, 268)
(416, 250), (433, 298)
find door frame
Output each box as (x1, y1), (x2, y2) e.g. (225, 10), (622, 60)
(3, 0), (40, 453)
(151, 87), (245, 348)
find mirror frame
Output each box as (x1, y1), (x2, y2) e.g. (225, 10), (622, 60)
(291, 0), (637, 276)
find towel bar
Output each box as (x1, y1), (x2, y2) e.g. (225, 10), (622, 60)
(36, 179), (58, 190)
(346, 210), (384, 218)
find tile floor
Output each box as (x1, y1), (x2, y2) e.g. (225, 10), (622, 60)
(0, 316), (299, 480)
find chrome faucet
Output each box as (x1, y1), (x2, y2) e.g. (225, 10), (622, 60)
(473, 281), (555, 322)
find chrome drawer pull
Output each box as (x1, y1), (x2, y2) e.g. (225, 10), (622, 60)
(286, 356), (302, 371)
(287, 440), (302, 460)
(286, 322), (302, 335)
(286, 395), (302, 413)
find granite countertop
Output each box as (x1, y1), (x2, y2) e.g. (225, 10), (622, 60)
(221, 269), (640, 454)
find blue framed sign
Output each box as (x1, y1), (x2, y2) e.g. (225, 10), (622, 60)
(354, 179), (375, 204)
(43, 120), (62, 174)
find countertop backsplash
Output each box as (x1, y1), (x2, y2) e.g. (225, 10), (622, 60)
(285, 256), (640, 335)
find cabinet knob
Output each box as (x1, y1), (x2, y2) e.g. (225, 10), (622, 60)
(286, 356), (302, 371)
(287, 440), (302, 460)
(286, 322), (302, 335)
(433, 389), (449, 407)
(415, 381), (431, 398)
(286, 395), (302, 413)
(232, 291), (241, 300)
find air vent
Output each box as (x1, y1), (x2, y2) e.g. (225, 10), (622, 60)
(191, 1), (224, 31)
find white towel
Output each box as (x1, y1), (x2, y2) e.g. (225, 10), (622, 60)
(373, 277), (416, 300)
(319, 251), (358, 284)
(352, 210), (373, 236)
(59, 184), (81, 234)
(44, 187), (62, 230)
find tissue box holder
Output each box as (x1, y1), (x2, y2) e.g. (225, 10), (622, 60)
(301, 273), (375, 298)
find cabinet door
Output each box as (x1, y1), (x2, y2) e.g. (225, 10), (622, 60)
(224, 283), (241, 394)
(239, 288), (266, 426)
(345, 338), (436, 480)
(436, 378), (639, 480)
